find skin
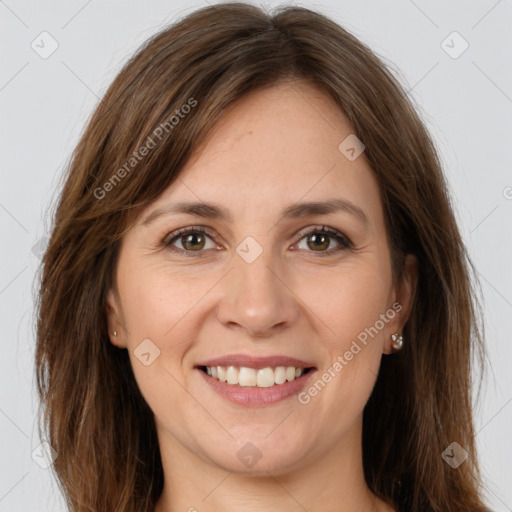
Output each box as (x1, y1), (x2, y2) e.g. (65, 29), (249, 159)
(106, 79), (417, 512)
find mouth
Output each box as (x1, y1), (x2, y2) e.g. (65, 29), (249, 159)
(194, 364), (317, 407)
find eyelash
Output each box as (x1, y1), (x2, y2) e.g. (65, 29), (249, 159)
(162, 225), (353, 257)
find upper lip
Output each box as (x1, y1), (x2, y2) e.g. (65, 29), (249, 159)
(196, 354), (317, 370)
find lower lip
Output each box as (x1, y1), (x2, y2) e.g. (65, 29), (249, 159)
(196, 368), (317, 407)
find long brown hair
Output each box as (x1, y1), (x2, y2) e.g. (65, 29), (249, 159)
(34, 3), (489, 511)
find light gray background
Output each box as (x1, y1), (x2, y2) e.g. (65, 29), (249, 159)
(1, 0), (511, 510)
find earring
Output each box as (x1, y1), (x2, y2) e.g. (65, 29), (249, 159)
(391, 333), (403, 351)
(113, 331), (117, 336)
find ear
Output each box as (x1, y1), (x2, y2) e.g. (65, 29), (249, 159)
(105, 287), (127, 349)
(383, 253), (418, 354)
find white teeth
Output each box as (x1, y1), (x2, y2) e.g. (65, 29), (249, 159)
(238, 367), (256, 387)
(226, 366), (238, 385)
(203, 365), (309, 387)
(274, 366), (287, 384)
(256, 367), (275, 387)
(217, 366), (227, 382)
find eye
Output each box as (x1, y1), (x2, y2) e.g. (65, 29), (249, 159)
(163, 227), (218, 254)
(293, 226), (352, 255)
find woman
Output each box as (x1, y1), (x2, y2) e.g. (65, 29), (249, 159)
(34, 2), (490, 511)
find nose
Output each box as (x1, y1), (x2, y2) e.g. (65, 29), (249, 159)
(216, 249), (300, 338)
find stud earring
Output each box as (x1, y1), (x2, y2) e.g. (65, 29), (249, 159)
(391, 333), (403, 351)
(113, 331), (117, 337)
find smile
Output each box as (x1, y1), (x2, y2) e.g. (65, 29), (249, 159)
(196, 365), (317, 407)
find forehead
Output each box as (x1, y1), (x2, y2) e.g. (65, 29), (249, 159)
(140, 81), (383, 227)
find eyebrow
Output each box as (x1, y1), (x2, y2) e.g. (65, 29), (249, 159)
(141, 198), (369, 227)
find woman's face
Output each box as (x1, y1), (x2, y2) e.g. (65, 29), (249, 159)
(106, 80), (416, 476)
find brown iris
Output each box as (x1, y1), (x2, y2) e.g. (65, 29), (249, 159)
(306, 232), (330, 251)
(181, 233), (206, 251)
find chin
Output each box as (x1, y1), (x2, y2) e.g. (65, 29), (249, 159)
(202, 436), (309, 476)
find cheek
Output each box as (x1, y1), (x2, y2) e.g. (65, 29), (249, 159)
(115, 261), (201, 402)
(118, 258), (209, 344)
(297, 257), (392, 348)
(121, 274), (196, 434)
(296, 259), (391, 415)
